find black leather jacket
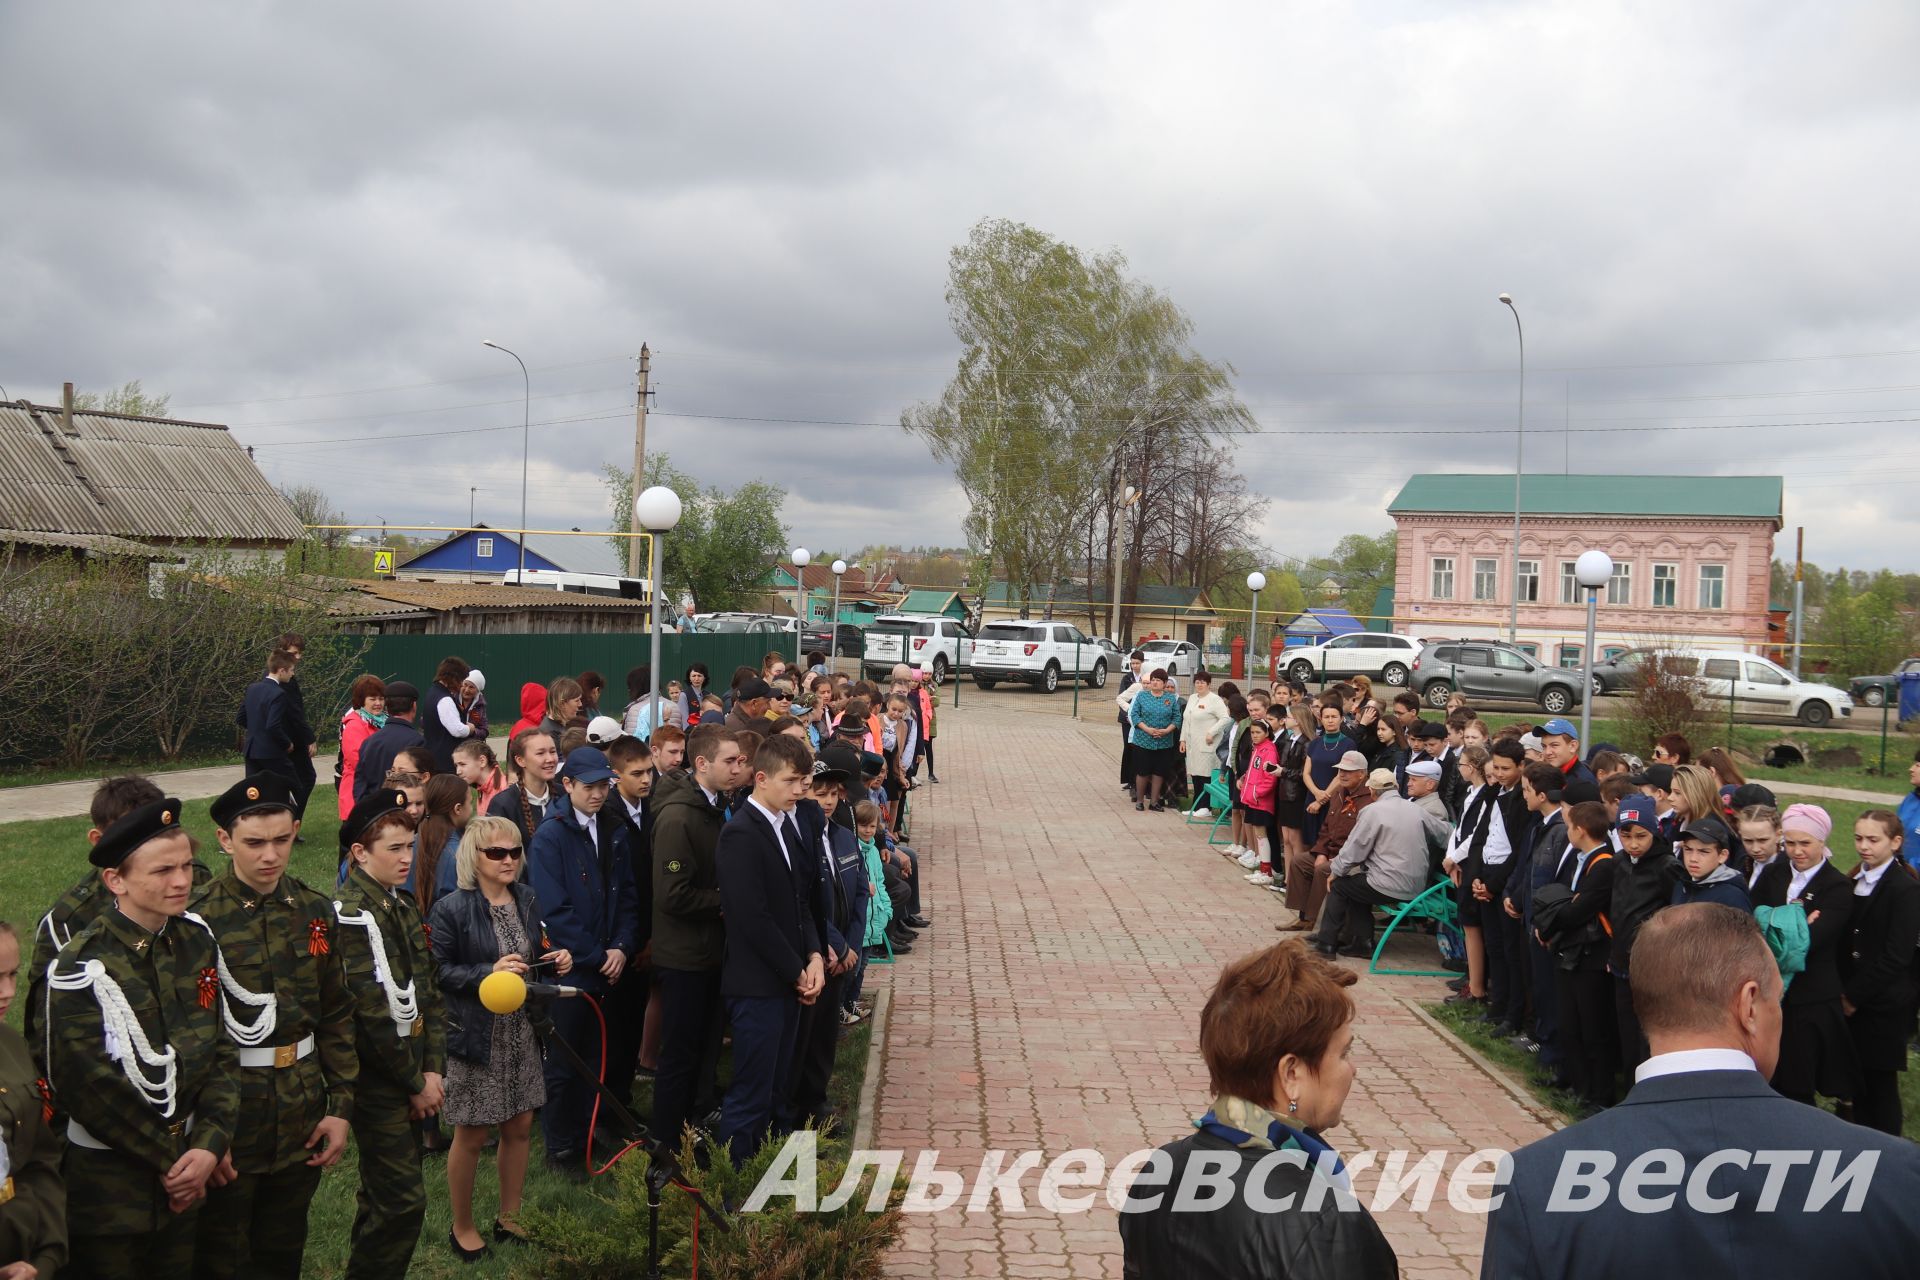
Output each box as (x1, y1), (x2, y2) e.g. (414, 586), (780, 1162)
(1119, 1132), (1398, 1279)
(428, 883), (548, 1066)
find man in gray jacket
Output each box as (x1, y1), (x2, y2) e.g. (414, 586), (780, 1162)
(1313, 768), (1450, 958)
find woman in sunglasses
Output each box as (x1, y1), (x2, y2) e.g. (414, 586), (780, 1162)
(428, 814), (573, 1260)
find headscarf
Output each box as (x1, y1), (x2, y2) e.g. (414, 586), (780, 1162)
(1781, 803), (1832, 846)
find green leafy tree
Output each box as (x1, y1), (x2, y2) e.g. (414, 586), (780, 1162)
(72, 379), (171, 417)
(602, 454), (789, 612)
(1813, 570), (1915, 680)
(1308, 532), (1397, 619)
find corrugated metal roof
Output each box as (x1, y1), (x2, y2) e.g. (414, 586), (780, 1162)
(0, 527), (168, 558)
(982, 581), (1217, 617)
(0, 402), (307, 543)
(351, 579), (652, 612)
(1388, 473), (1783, 521)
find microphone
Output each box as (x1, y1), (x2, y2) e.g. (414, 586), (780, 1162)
(478, 970), (578, 1014)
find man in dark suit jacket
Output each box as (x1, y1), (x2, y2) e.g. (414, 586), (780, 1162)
(352, 681), (425, 801)
(239, 649), (298, 781)
(1483, 903), (1920, 1278)
(714, 734), (824, 1163)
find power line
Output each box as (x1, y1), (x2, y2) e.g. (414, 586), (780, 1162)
(175, 354), (634, 411)
(229, 386), (630, 431)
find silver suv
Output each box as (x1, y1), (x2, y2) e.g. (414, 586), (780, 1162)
(1412, 641), (1585, 714)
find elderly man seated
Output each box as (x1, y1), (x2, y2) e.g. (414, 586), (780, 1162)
(1313, 768), (1451, 959)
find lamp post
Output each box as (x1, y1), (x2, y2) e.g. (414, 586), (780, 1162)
(1246, 570), (1267, 680)
(1575, 549), (1613, 748)
(791, 547), (811, 669)
(1497, 296), (1525, 644)
(830, 559), (849, 665)
(482, 340), (531, 583)
(1109, 484), (1140, 645)
(634, 486), (683, 734)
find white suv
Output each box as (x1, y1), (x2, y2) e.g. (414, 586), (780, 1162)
(973, 621), (1109, 693)
(1283, 632), (1423, 687)
(862, 614), (975, 684)
(1671, 648), (1853, 726)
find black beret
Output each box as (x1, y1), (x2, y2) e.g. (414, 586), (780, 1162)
(1562, 780), (1603, 807)
(209, 774), (296, 830)
(91, 797), (186, 869)
(859, 751), (886, 777)
(340, 787), (411, 852)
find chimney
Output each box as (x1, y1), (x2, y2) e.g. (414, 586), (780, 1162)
(62, 381), (74, 432)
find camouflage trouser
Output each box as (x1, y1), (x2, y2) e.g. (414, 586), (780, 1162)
(193, 1161), (325, 1279)
(345, 1083), (425, 1280)
(70, 1208), (198, 1279)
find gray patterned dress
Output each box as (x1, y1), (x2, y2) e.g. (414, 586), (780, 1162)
(444, 901), (546, 1126)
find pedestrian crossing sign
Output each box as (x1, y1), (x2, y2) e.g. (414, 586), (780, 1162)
(373, 549), (394, 576)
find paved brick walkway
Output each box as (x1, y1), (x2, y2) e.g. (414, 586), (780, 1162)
(868, 700), (1557, 1278)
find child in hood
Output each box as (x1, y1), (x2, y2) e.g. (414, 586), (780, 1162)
(509, 680), (546, 740)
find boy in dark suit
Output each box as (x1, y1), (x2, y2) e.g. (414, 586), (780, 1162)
(240, 649), (299, 783)
(715, 734), (824, 1162)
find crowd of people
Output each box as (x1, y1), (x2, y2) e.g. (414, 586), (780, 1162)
(3, 640), (943, 1276)
(1124, 653), (1920, 1130)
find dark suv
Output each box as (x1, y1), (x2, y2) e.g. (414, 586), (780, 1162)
(1412, 641), (1584, 714)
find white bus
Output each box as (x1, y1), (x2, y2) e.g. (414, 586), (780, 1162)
(502, 568), (650, 600)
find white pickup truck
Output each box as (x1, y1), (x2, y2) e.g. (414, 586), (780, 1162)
(862, 614), (975, 684)
(971, 620), (1110, 693)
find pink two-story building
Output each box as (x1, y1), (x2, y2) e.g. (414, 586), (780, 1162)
(1387, 474), (1781, 667)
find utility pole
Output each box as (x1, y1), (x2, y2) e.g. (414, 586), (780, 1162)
(1792, 526), (1805, 677)
(468, 487), (478, 529)
(628, 345), (651, 578)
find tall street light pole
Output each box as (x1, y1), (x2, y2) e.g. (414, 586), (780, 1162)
(831, 559), (849, 665)
(791, 547), (811, 670)
(482, 340), (531, 583)
(635, 486), (683, 734)
(1498, 296), (1525, 645)
(1109, 484), (1140, 645)
(1247, 571), (1267, 680)
(1575, 550), (1613, 748)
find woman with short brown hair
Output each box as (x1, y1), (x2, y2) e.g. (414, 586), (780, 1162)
(1119, 942), (1396, 1276)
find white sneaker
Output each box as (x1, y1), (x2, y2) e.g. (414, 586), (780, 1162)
(1236, 850), (1260, 869)
(1265, 881), (1285, 893)
(1246, 871), (1275, 886)
(1190, 807), (1212, 819)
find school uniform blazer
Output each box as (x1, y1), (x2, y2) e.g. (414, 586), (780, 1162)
(1752, 859), (1854, 1006)
(1842, 862), (1920, 1066)
(240, 675), (292, 761)
(1481, 1067), (1920, 1278)
(715, 804), (822, 1000)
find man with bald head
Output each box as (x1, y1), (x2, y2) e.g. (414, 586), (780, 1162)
(1482, 903), (1920, 1276)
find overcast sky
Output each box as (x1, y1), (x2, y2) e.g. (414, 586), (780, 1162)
(5, 1), (1918, 575)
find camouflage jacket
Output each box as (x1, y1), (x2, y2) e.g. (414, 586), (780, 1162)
(45, 906), (239, 1237)
(333, 867), (446, 1094)
(0, 1025), (66, 1276)
(187, 869), (358, 1173)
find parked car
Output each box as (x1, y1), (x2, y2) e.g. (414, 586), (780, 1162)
(1666, 649), (1852, 726)
(862, 614), (975, 684)
(704, 616), (784, 636)
(972, 621), (1109, 693)
(802, 622), (867, 657)
(1848, 657), (1920, 708)
(1588, 647), (1654, 697)
(1282, 632), (1424, 687)
(1138, 638), (1204, 681)
(1412, 641), (1585, 714)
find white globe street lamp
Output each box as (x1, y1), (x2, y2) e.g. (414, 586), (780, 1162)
(1574, 550), (1614, 746)
(634, 486), (683, 732)
(830, 559), (849, 665)
(1247, 571), (1268, 680)
(791, 547), (812, 668)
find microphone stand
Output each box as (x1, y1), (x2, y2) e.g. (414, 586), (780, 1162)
(523, 999), (732, 1279)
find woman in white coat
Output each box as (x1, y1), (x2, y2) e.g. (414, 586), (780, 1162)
(1179, 670), (1232, 811)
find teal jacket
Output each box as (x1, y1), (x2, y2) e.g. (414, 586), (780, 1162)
(861, 836), (894, 948)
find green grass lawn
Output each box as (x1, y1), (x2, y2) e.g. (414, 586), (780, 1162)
(2, 787), (882, 1278)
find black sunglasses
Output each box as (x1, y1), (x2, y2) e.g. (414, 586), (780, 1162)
(480, 845), (523, 862)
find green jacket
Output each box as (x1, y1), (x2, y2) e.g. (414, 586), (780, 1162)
(188, 869), (359, 1172)
(860, 836), (894, 948)
(649, 770), (727, 971)
(0, 1024), (66, 1277)
(45, 907), (240, 1238)
(333, 867), (445, 1095)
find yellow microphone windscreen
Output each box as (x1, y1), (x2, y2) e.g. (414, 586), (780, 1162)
(478, 970), (528, 1015)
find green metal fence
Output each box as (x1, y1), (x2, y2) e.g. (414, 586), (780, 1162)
(353, 632), (775, 711)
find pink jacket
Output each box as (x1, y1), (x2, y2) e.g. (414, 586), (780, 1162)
(338, 709), (378, 820)
(1239, 739), (1279, 813)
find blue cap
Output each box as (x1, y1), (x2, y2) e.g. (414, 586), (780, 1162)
(1616, 794), (1658, 833)
(560, 746), (614, 785)
(1540, 717), (1579, 739)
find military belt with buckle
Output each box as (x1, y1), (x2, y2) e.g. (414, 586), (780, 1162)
(0, 1176), (14, 1206)
(236, 1034), (316, 1069)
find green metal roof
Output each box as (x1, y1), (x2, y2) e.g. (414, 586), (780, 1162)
(982, 581), (1216, 617)
(1388, 474), (1782, 521)
(896, 588), (965, 616)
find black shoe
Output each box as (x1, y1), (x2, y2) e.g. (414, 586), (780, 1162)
(928, 775), (940, 784)
(1134, 801), (1146, 811)
(905, 915), (931, 930)
(1313, 941), (1337, 958)
(864, 944), (891, 960)
(544, 1152), (587, 1182)
(888, 938), (914, 954)
(1149, 800), (1166, 812)
(492, 1219), (529, 1245)
(1336, 944), (1374, 959)
(1447, 976), (1469, 992)
(1443, 992), (1485, 1009)
(449, 1229), (491, 1263)
(1509, 1034), (1541, 1055)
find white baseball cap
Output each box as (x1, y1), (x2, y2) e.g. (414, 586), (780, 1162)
(586, 715), (625, 746)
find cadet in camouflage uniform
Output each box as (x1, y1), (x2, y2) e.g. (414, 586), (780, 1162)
(1, 920), (68, 1279)
(333, 787), (446, 1280)
(187, 775), (358, 1279)
(43, 799), (240, 1280)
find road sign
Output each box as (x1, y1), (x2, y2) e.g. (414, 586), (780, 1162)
(372, 549), (394, 576)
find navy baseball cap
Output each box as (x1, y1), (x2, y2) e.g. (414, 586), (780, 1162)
(1540, 717), (1579, 739)
(1615, 794), (1659, 833)
(560, 746), (614, 785)
(1679, 815), (1733, 848)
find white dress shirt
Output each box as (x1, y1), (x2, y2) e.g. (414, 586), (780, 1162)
(1855, 858), (1892, 897)
(1634, 1047), (1758, 1084)
(747, 796), (794, 869)
(1747, 855), (1776, 891)
(1786, 855), (1828, 902)
(574, 804), (597, 852)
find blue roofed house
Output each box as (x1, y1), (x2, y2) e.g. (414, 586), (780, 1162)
(1278, 605), (1366, 646)
(395, 523), (634, 586)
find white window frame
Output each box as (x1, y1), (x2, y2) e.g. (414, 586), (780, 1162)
(1698, 563), (1726, 610)
(1607, 560), (1632, 605)
(1472, 557), (1498, 601)
(476, 536), (494, 558)
(1430, 556), (1455, 600)
(1516, 559), (1540, 604)
(1652, 562), (1679, 608)
(1559, 560), (1581, 605)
